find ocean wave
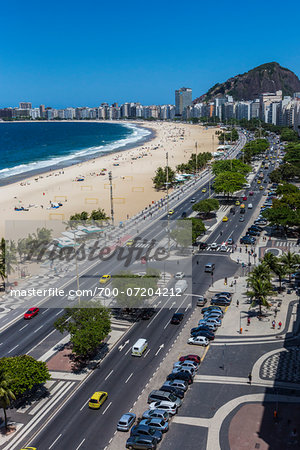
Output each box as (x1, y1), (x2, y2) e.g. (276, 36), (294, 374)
(0, 123), (151, 180)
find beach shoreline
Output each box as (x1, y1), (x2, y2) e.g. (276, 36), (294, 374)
(0, 121), (219, 237)
(0, 120), (155, 187)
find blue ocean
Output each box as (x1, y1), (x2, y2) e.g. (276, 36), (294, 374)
(0, 122), (151, 182)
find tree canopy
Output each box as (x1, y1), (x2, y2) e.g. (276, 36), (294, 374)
(152, 166), (176, 190)
(192, 198), (219, 217)
(0, 355), (50, 396)
(213, 171), (246, 196)
(54, 307), (111, 358)
(212, 159), (251, 176)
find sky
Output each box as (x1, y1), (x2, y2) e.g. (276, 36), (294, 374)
(0, 0), (300, 108)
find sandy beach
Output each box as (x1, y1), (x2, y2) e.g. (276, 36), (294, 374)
(0, 121), (218, 237)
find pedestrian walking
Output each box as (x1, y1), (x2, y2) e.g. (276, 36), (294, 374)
(278, 321), (282, 329)
(247, 317), (251, 326)
(272, 320), (276, 329)
(274, 308), (278, 318)
(248, 372), (252, 385)
(237, 257), (240, 264)
(239, 247), (242, 253)
(236, 299), (239, 307)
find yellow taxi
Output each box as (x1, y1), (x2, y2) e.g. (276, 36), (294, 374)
(259, 185), (264, 190)
(257, 180), (261, 184)
(240, 203), (245, 209)
(100, 275), (111, 284)
(202, 188), (207, 193)
(88, 391), (108, 409)
(126, 239), (134, 247)
(21, 448), (37, 450)
(222, 216), (228, 222)
(235, 200), (240, 206)
(168, 210), (174, 215)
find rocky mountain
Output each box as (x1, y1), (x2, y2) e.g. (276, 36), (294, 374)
(194, 62), (300, 103)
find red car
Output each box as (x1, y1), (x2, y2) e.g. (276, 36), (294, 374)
(249, 191), (254, 196)
(179, 354), (201, 364)
(24, 307), (39, 319)
(242, 196), (247, 201)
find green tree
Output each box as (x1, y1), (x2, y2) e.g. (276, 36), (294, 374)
(272, 262), (287, 292)
(54, 307), (111, 358)
(0, 367), (15, 431)
(276, 183), (299, 195)
(0, 355), (50, 396)
(213, 171), (246, 196)
(171, 220), (192, 248)
(212, 159), (251, 176)
(190, 217), (206, 243)
(112, 269), (160, 309)
(192, 198), (219, 218)
(89, 208), (109, 221)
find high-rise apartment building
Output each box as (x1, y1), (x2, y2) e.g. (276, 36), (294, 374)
(19, 102), (32, 110)
(175, 87), (192, 116)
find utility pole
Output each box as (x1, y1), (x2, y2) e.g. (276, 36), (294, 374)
(165, 152), (171, 256)
(195, 141), (198, 178)
(108, 171), (114, 227)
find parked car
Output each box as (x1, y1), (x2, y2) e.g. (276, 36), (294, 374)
(139, 418), (169, 433)
(170, 313), (184, 325)
(149, 401), (178, 415)
(142, 409), (169, 422)
(117, 413), (136, 431)
(178, 354), (201, 364)
(187, 336), (209, 346)
(191, 324), (215, 335)
(246, 229), (260, 236)
(205, 317), (222, 327)
(162, 380), (188, 392)
(204, 310), (224, 319)
(240, 236), (256, 244)
(172, 366), (195, 378)
(197, 319), (217, 330)
(159, 384), (185, 399)
(196, 295), (207, 306)
(126, 435), (157, 449)
(249, 225), (263, 232)
(201, 306), (222, 314)
(166, 372), (193, 385)
(190, 329), (215, 340)
(211, 298), (231, 307)
(173, 360), (198, 370)
(130, 425), (162, 443)
(148, 390), (182, 407)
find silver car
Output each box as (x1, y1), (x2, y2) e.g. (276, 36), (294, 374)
(162, 380), (188, 392)
(142, 409), (169, 422)
(117, 412), (136, 431)
(172, 366), (195, 378)
(173, 361), (199, 371)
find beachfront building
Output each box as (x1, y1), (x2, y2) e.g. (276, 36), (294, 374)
(30, 108), (41, 119)
(175, 87), (192, 117)
(19, 102), (32, 110)
(235, 101), (251, 120)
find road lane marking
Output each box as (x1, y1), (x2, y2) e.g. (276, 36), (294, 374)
(27, 329), (57, 354)
(42, 308), (49, 315)
(144, 348), (150, 358)
(34, 325), (44, 333)
(7, 344), (19, 354)
(19, 324), (29, 331)
(80, 401), (87, 411)
(49, 434), (62, 449)
(55, 309), (63, 316)
(164, 322), (169, 329)
(102, 401), (112, 415)
(75, 438), (86, 449)
(105, 370), (113, 380)
(125, 373), (133, 384)
(125, 347), (131, 356)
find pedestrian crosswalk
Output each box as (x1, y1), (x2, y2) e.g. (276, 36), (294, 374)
(274, 241), (299, 249)
(200, 245), (233, 253)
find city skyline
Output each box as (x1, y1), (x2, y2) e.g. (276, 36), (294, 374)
(0, 0), (299, 107)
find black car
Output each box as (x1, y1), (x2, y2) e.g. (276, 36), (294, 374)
(126, 435), (157, 449)
(191, 325), (214, 335)
(170, 313), (184, 325)
(191, 329), (215, 340)
(159, 384), (185, 399)
(199, 242), (208, 250)
(130, 425), (162, 442)
(211, 298), (231, 306)
(246, 229), (260, 236)
(249, 225), (263, 232)
(141, 308), (156, 320)
(167, 371), (193, 385)
(181, 211), (187, 218)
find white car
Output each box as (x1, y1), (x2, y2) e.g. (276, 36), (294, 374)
(248, 203), (253, 209)
(210, 243), (218, 250)
(190, 198), (196, 203)
(187, 336), (209, 346)
(175, 272), (185, 279)
(220, 244), (227, 252)
(149, 401), (178, 415)
(172, 366), (196, 377)
(173, 361), (199, 371)
(67, 293), (77, 302)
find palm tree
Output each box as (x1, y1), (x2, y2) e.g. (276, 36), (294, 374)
(281, 251), (300, 282)
(263, 252), (278, 272)
(0, 368), (15, 430)
(248, 263), (271, 283)
(272, 262), (287, 293)
(246, 276), (273, 316)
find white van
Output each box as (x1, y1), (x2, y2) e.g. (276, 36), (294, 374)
(131, 338), (148, 357)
